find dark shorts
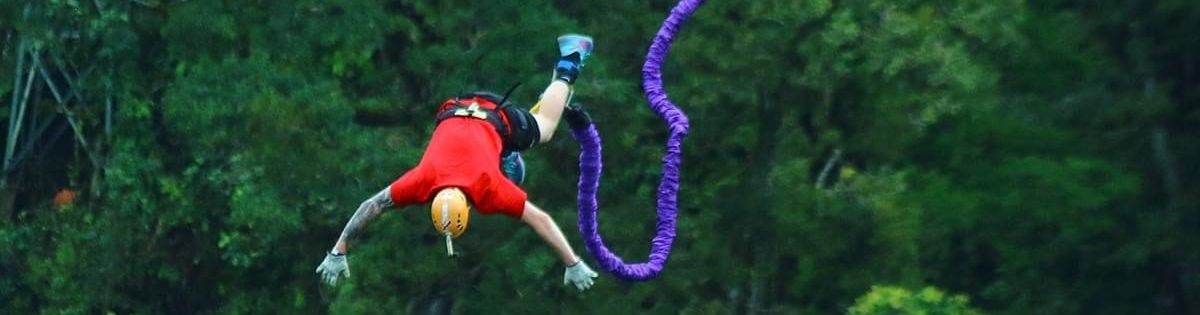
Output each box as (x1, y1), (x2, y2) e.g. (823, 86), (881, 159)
(502, 106), (540, 152)
(457, 91), (540, 152)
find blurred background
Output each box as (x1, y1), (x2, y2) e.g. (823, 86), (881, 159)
(1, 0), (1198, 314)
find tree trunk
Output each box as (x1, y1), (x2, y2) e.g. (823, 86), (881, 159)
(3, 42), (30, 190)
(743, 88), (784, 314)
(815, 148), (843, 189)
(748, 265), (766, 314)
(1151, 127), (1179, 211)
(0, 187), (14, 222)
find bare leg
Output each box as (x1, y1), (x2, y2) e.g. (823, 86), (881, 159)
(529, 80), (572, 143)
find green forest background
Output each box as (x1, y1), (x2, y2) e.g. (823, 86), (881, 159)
(2, 0), (1198, 314)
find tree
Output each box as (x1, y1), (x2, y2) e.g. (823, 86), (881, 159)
(2, 0), (1197, 313)
(849, 285), (983, 315)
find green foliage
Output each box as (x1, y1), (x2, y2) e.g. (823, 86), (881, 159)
(850, 285), (983, 315)
(163, 0), (389, 77)
(2, 0), (1198, 314)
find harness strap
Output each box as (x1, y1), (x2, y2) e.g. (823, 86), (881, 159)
(435, 93), (541, 154)
(435, 97), (510, 138)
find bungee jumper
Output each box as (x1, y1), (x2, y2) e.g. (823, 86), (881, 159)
(315, 34), (601, 291)
(316, 0), (702, 287)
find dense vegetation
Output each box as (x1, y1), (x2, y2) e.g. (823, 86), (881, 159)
(2, 0), (1197, 314)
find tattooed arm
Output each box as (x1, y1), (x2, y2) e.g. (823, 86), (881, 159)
(316, 188), (394, 285)
(330, 188), (394, 254)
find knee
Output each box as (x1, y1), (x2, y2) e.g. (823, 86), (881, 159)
(533, 114), (554, 143)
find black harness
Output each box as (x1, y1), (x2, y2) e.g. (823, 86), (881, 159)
(435, 97), (510, 137)
(435, 91), (539, 153)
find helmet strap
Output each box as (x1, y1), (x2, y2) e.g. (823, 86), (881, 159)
(444, 232), (458, 258)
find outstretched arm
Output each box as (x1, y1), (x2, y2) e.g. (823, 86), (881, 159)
(317, 188), (393, 286)
(520, 201), (578, 264)
(331, 188), (393, 254)
(521, 201), (598, 291)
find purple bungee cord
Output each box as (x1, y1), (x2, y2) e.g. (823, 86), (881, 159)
(570, 0), (703, 281)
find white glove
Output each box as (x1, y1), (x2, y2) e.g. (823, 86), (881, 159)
(563, 259), (599, 291)
(315, 252), (350, 286)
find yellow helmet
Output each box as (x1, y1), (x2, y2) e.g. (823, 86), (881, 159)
(431, 187), (471, 238)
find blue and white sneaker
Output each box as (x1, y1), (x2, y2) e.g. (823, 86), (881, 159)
(557, 34), (593, 64)
(554, 34), (593, 84)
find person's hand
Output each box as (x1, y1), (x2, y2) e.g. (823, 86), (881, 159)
(315, 252), (350, 286)
(563, 259), (599, 291)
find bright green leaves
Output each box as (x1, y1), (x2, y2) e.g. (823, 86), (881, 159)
(804, 9), (861, 82)
(223, 182), (296, 267)
(5, 0), (1198, 314)
(163, 0), (389, 77)
(218, 231), (261, 268)
(904, 107), (1148, 314)
(991, 157), (1136, 215)
(850, 285), (983, 315)
(162, 1), (239, 61)
(163, 58), (361, 270)
(842, 1), (1003, 143)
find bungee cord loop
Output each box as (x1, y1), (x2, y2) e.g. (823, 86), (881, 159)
(570, 0), (704, 281)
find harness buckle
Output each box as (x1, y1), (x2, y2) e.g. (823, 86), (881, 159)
(452, 102), (489, 119)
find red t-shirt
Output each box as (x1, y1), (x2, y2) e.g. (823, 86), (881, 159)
(388, 99), (527, 218)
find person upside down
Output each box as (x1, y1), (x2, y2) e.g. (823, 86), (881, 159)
(316, 34), (599, 291)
